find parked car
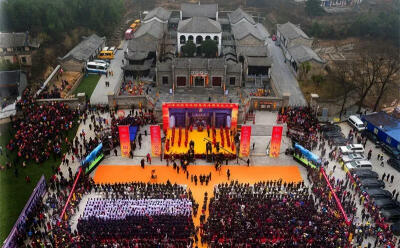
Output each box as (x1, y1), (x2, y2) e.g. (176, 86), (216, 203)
(391, 220), (400, 235)
(348, 115), (366, 131)
(332, 136), (348, 146)
(345, 160), (372, 171)
(381, 208), (400, 222)
(381, 143), (400, 159)
(323, 131), (343, 139)
(321, 124), (341, 133)
(272, 34), (277, 41)
(373, 198), (400, 210)
(387, 158), (400, 172)
(362, 188), (392, 200)
(358, 178), (385, 189)
(339, 144), (365, 154)
(362, 131), (380, 145)
(341, 153), (366, 163)
(352, 170), (379, 180)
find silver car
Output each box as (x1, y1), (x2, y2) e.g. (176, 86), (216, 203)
(342, 153), (366, 163)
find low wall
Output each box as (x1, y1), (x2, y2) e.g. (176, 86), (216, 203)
(249, 96), (284, 111)
(65, 73), (84, 97)
(107, 94), (149, 110)
(36, 94), (86, 111)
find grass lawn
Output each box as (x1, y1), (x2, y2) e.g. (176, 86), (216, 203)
(0, 120), (79, 243)
(73, 74), (101, 99)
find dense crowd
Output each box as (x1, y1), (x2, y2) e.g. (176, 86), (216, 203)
(203, 180), (348, 247)
(278, 106), (319, 150)
(7, 89), (77, 164)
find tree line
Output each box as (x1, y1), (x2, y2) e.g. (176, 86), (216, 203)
(329, 43), (399, 117)
(1, 0), (124, 41)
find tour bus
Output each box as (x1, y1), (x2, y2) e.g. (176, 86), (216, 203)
(86, 61), (108, 75)
(98, 47), (114, 60)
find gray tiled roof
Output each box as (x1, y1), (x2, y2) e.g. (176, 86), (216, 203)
(227, 61), (241, 73)
(174, 57), (225, 69)
(231, 21), (264, 41)
(60, 34), (105, 62)
(122, 58), (154, 71)
(288, 45), (324, 64)
(178, 16), (221, 33)
(0, 32), (39, 48)
(134, 20), (167, 40)
(277, 22), (311, 40)
(127, 37), (157, 52)
(237, 45), (268, 57)
(143, 7), (171, 22)
(228, 8), (255, 25)
(247, 56), (272, 66)
(181, 3), (218, 19)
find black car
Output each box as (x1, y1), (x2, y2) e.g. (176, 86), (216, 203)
(323, 131), (343, 139)
(363, 188), (392, 200)
(332, 136), (348, 146)
(358, 178), (385, 189)
(373, 198), (400, 210)
(387, 158), (400, 172)
(381, 208), (400, 222)
(381, 143), (400, 159)
(391, 220), (400, 235)
(352, 170), (379, 180)
(321, 124), (341, 133)
(362, 130), (380, 145)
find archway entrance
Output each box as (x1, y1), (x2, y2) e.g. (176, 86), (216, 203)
(190, 72), (209, 87)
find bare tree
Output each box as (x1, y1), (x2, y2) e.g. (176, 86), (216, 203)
(372, 48), (400, 111)
(330, 60), (356, 118)
(352, 48), (385, 113)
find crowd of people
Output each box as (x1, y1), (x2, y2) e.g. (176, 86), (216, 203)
(7, 89), (77, 164)
(202, 180), (349, 247)
(119, 80), (147, 96)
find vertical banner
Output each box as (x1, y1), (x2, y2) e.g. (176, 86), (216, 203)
(162, 103), (169, 133)
(231, 103), (239, 130)
(150, 125), (162, 157)
(239, 125), (251, 158)
(269, 126), (283, 158)
(118, 125), (131, 157)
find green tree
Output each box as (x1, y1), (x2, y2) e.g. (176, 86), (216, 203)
(0, 60), (20, 71)
(200, 40), (218, 58)
(305, 0), (325, 17)
(181, 40), (196, 57)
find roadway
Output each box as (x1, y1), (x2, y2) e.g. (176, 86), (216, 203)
(266, 38), (307, 106)
(90, 40), (127, 105)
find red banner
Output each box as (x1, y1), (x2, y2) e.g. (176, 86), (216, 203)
(118, 125), (131, 157)
(269, 126), (283, 158)
(150, 125), (161, 157)
(162, 103), (169, 132)
(231, 104), (238, 130)
(239, 126), (251, 157)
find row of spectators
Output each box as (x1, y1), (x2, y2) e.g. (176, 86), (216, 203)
(203, 180), (348, 247)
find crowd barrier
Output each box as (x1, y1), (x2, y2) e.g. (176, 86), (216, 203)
(3, 176), (47, 248)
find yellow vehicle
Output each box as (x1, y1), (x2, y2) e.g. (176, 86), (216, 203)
(134, 19), (140, 24)
(130, 23), (137, 30)
(98, 50), (114, 60)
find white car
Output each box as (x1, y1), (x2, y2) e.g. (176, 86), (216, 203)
(341, 153), (367, 163)
(345, 160), (372, 171)
(339, 144), (365, 155)
(92, 59), (110, 68)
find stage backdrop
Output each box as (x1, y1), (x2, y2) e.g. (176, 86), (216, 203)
(239, 125), (252, 157)
(118, 125), (131, 157)
(162, 102), (239, 132)
(150, 125), (162, 157)
(269, 126), (283, 158)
